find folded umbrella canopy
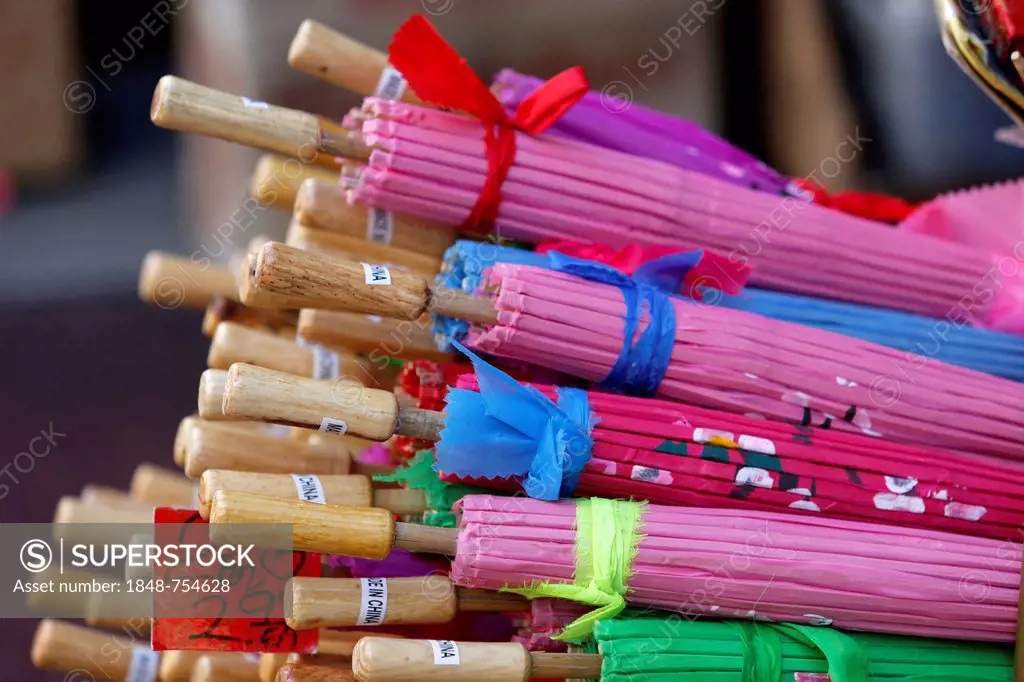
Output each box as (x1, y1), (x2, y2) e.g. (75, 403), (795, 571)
(492, 69), (800, 197)
(219, 350), (1024, 540)
(437, 238), (1024, 380)
(208, 491), (1021, 643)
(350, 618), (1015, 681)
(147, 16), (1022, 328)
(245, 242), (1024, 463)
(345, 96), (1018, 325)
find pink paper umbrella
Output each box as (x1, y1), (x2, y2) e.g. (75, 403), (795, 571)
(451, 494), (1021, 643)
(436, 366), (1024, 541)
(465, 263), (1024, 463)
(248, 243), (1024, 464)
(343, 98), (1019, 325)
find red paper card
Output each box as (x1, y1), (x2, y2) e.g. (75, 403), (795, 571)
(149, 508), (319, 653)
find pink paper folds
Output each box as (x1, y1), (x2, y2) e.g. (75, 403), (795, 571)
(899, 179), (1024, 333)
(465, 264), (1024, 464)
(349, 99), (1006, 322)
(453, 374), (1024, 541)
(451, 495), (1021, 642)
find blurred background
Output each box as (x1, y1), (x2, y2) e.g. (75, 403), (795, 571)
(2, 0), (1023, 677)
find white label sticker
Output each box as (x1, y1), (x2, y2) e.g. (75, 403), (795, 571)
(361, 262), (392, 286)
(357, 577), (389, 626)
(290, 474), (327, 504)
(366, 207), (395, 245)
(429, 639), (460, 665)
(319, 417), (348, 435)
(374, 65), (408, 101)
(737, 435), (776, 455)
(693, 428), (734, 444)
(310, 344), (341, 381)
(126, 648), (160, 682)
(241, 96), (269, 109)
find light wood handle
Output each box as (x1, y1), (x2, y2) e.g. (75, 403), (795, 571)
(80, 486), (154, 512)
(191, 654), (261, 682)
(159, 651), (206, 682)
(370, 487), (427, 516)
(296, 310), (451, 362)
(252, 154), (339, 210)
(286, 576), (458, 629)
(183, 418), (351, 479)
(277, 662), (355, 682)
(209, 321), (334, 378)
(138, 251), (238, 309)
(316, 629), (404, 658)
(285, 222), (441, 279)
(257, 242), (496, 325)
(202, 297), (299, 338)
(208, 491), (396, 560)
(54, 496), (150, 524)
(32, 620), (143, 680)
(150, 76), (366, 167)
(255, 242), (430, 319)
(351, 638), (529, 682)
(260, 654), (291, 682)
(239, 252), (324, 311)
(222, 363), (400, 441)
(83, 589), (152, 631)
(288, 20), (421, 104)
(198, 369), (233, 420)
(130, 463), (195, 507)
(293, 179), (454, 258)
(175, 415), (201, 466)
(198, 470), (374, 519)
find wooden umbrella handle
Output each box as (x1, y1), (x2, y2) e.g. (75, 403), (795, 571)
(129, 463), (194, 507)
(208, 491), (457, 559)
(191, 654), (260, 682)
(285, 222), (441, 280)
(293, 179), (455, 259)
(286, 576), (458, 629)
(32, 620), (150, 681)
(251, 154), (339, 210)
(150, 76), (367, 166)
(198, 368), (234, 420)
(182, 417), (351, 480)
(221, 363), (401, 441)
(352, 637), (603, 682)
(288, 20), (422, 104)
(255, 242), (497, 325)
(138, 250), (238, 309)
(277, 662), (356, 682)
(255, 242), (430, 320)
(208, 320), (365, 381)
(197, 470), (379, 519)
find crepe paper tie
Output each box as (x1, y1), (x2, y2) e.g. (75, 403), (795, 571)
(503, 497), (645, 642)
(435, 342), (596, 501)
(375, 449), (490, 527)
(792, 178), (917, 224)
(387, 15), (588, 233)
(548, 251), (708, 396)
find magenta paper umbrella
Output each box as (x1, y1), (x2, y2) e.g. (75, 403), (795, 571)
(209, 492), (1022, 643)
(434, 367), (1024, 542)
(246, 243), (1024, 464)
(342, 97), (1017, 324)
(218, 346), (1024, 542)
